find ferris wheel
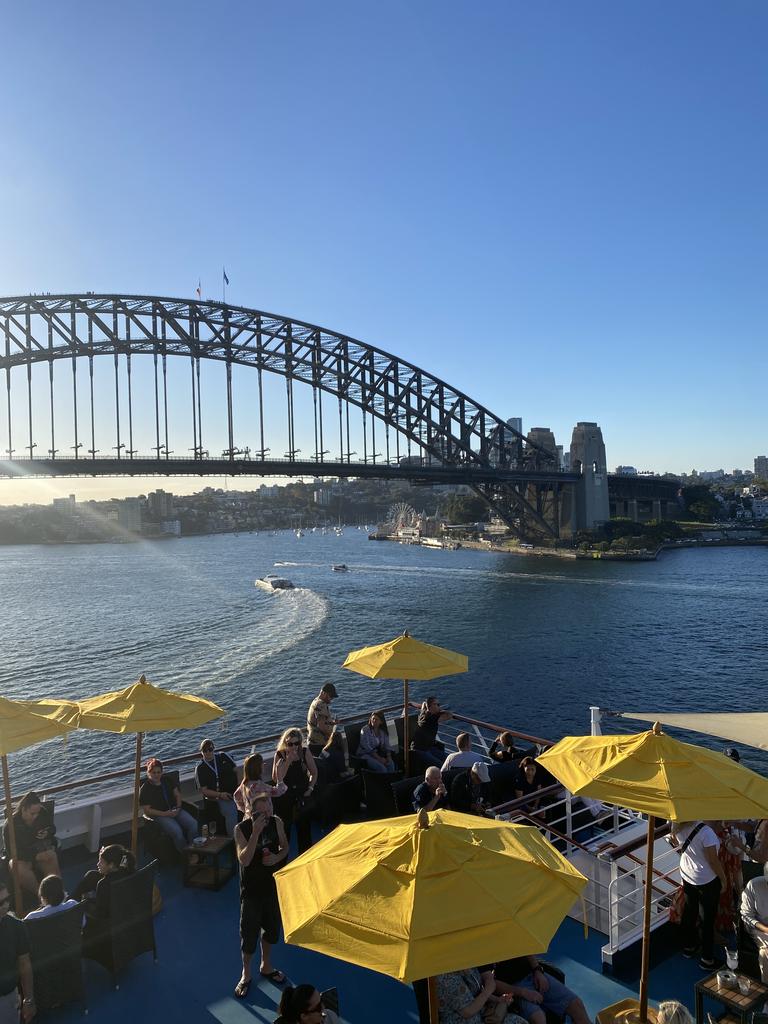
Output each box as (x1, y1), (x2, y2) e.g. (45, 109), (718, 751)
(387, 502), (417, 528)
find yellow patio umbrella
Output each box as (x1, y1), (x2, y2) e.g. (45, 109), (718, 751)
(74, 674), (226, 855)
(342, 631), (468, 773)
(538, 723), (768, 1023)
(0, 696), (77, 914)
(276, 808), (587, 1023)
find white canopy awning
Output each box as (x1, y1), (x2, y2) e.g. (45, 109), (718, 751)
(621, 711), (768, 752)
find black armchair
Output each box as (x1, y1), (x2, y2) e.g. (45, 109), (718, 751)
(391, 775), (425, 815)
(361, 770), (403, 819)
(25, 902), (85, 1013)
(82, 859), (158, 988)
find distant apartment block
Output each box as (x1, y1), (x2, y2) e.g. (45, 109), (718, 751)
(614, 466), (638, 476)
(755, 456), (768, 479)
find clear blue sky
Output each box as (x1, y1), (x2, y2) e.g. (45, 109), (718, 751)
(1, 1), (766, 500)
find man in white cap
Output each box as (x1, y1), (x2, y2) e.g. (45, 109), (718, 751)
(450, 761), (491, 816)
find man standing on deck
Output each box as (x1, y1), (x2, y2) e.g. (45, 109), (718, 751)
(741, 862), (768, 981)
(307, 683), (337, 752)
(0, 882), (35, 1023)
(233, 792), (288, 998)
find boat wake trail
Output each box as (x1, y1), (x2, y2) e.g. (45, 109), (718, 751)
(161, 586), (331, 693)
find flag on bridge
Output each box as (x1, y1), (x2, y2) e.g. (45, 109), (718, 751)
(223, 267), (230, 286)
(196, 279), (201, 298)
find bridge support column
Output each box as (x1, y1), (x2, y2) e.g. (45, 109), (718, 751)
(652, 499), (662, 521)
(627, 499), (639, 523)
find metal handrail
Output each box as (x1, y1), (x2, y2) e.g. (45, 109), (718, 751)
(14, 704), (553, 805)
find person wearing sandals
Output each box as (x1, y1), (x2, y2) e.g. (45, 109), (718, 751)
(234, 792), (288, 998)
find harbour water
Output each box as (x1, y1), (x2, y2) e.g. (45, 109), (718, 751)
(3, 530), (767, 791)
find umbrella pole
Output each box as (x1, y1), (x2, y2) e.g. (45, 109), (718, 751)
(403, 679), (410, 777)
(131, 732), (143, 857)
(1, 755), (23, 917)
(428, 975), (439, 1024)
(638, 813), (656, 1023)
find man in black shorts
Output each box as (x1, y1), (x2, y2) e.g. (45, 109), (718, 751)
(234, 792), (288, 999)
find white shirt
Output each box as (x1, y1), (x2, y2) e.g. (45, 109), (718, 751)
(676, 822), (720, 885)
(741, 877), (768, 934)
(440, 750), (477, 772)
(24, 898), (79, 921)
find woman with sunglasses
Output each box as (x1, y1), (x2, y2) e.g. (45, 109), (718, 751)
(275, 984), (339, 1024)
(271, 729), (318, 855)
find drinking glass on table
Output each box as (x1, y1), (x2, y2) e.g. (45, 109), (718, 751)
(209, 820), (217, 839)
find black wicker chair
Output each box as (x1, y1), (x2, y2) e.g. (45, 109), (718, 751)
(82, 859), (158, 988)
(25, 901), (86, 1013)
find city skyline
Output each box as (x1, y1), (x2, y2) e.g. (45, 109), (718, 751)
(2, 1), (767, 496)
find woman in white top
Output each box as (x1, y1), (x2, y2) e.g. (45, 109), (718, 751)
(672, 820), (727, 968)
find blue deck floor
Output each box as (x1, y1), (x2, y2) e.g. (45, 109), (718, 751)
(46, 841), (708, 1024)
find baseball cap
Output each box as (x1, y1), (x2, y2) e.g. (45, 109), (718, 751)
(472, 761), (491, 783)
(322, 683), (338, 697)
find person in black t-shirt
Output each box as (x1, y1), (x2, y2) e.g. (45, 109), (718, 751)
(410, 697), (453, 768)
(195, 739), (240, 836)
(139, 758), (198, 852)
(233, 793), (288, 999)
(0, 882), (35, 1023)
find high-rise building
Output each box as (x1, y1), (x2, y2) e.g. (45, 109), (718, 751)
(148, 489), (174, 518)
(755, 456), (768, 479)
(118, 498), (142, 533)
(506, 417), (523, 436)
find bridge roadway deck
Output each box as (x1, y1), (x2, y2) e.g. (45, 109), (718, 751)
(0, 457), (580, 485)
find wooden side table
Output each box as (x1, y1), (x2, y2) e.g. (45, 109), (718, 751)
(695, 971), (768, 1024)
(183, 836), (237, 891)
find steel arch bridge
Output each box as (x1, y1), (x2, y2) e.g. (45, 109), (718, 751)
(0, 294), (577, 537)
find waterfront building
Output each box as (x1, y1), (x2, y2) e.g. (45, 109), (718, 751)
(614, 466), (638, 476)
(752, 498), (768, 520)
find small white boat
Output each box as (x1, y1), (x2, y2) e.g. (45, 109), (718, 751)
(255, 574), (295, 592)
(332, 564), (349, 572)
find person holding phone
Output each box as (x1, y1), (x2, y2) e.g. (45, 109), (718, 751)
(234, 792), (288, 999)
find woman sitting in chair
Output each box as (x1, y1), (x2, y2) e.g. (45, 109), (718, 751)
(358, 712), (395, 774)
(72, 844), (136, 957)
(3, 791), (61, 902)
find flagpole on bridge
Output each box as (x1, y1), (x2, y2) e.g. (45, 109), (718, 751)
(222, 266), (229, 304)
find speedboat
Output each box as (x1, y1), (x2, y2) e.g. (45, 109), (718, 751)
(255, 574), (295, 592)
(332, 563), (349, 572)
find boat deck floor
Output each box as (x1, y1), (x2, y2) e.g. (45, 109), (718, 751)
(44, 837), (705, 1024)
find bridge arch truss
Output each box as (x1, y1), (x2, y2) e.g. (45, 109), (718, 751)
(0, 294), (569, 536)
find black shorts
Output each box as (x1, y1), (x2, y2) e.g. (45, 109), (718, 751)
(240, 891), (281, 953)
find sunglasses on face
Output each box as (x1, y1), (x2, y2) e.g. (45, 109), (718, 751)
(286, 740), (300, 747)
